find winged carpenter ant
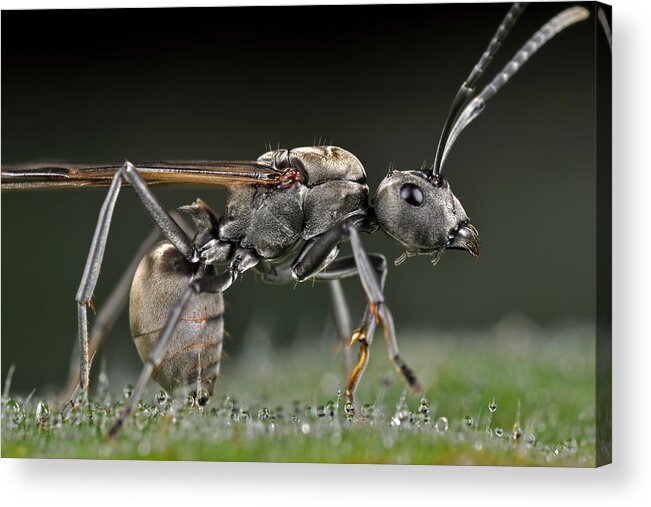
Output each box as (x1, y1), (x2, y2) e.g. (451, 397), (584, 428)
(1, 3), (589, 436)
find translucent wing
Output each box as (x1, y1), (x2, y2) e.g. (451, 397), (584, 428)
(1, 160), (283, 191)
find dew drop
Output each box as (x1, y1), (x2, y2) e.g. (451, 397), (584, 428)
(258, 407), (270, 421)
(240, 410), (251, 423)
(6, 399), (20, 413)
(123, 384), (134, 399)
(495, 427), (504, 438)
(35, 401), (50, 425)
(155, 390), (169, 406)
(344, 403), (355, 416)
(564, 438), (578, 454)
(512, 422), (523, 441)
(317, 405), (326, 418)
(463, 415), (473, 428)
(184, 395), (195, 409)
(488, 399), (497, 413)
(526, 433), (536, 446)
(435, 416), (449, 432)
(301, 423), (311, 434)
(362, 403), (375, 419)
(222, 396), (234, 410)
(7, 399), (23, 427)
(325, 400), (335, 417)
(196, 390), (210, 407)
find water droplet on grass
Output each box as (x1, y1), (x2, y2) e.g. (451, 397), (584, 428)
(488, 399), (497, 413)
(564, 438), (578, 454)
(35, 402), (50, 425)
(435, 417), (448, 432)
(526, 434), (536, 446)
(222, 396), (234, 410)
(6, 399), (23, 427)
(184, 395), (195, 409)
(196, 390), (210, 407)
(6, 399), (19, 413)
(512, 422), (523, 441)
(123, 384), (133, 399)
(317, 405), (326, 418)
(301, 423), (311, 434)
(156, 390), (169, 405)
(495, 427), (504, 437)
(258, 407), (270, 421)
(463, 415), (473, 428)
(240, 411), (251, 423)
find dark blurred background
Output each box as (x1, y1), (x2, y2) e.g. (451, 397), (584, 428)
(1, 3), (597, 393)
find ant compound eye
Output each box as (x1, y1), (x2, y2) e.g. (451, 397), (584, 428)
(400, 183), (424, 207)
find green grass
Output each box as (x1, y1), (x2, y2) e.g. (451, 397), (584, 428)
(1, 323), (596, 466)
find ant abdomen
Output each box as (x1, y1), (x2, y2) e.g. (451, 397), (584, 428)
(129, 241), (224, 395)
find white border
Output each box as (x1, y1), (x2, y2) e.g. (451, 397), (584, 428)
(2, 0), (650, 505)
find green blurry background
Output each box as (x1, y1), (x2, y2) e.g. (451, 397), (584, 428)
(1, 3), (596, 394)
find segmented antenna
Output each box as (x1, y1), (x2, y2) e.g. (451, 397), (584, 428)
(435, 6), (590, 175)
(429, 2), (527, 178)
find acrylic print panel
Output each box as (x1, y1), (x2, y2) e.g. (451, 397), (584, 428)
(1, 2), (611, 466)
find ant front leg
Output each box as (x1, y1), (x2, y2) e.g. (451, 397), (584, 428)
(345, 226), (422, 398)
(291, 220), (421, 410)
(67, 162), (196, 416)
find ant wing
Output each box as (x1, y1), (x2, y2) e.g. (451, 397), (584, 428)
(1, 160), (283, 191)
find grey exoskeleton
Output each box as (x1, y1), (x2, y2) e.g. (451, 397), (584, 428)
(0, 3), (589, 436)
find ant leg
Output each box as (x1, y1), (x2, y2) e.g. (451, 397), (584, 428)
(292, 224), (416, 407)
(108, 249), (258, 437)
(74, 163), (196, 405)
(312, 255), (385, 406)
(62, 212), (192, 418)
(328, 280), (353, 380)
(346, 226), (422, 397)
(61, 226), (161, 416)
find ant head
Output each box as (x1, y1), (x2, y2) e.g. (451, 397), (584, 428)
(373, 170), (479, 265)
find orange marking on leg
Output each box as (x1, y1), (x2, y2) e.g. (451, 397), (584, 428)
(346, 326), (366, 348)
(369, 303), (378, 322)
(345, 341), (368, 404)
